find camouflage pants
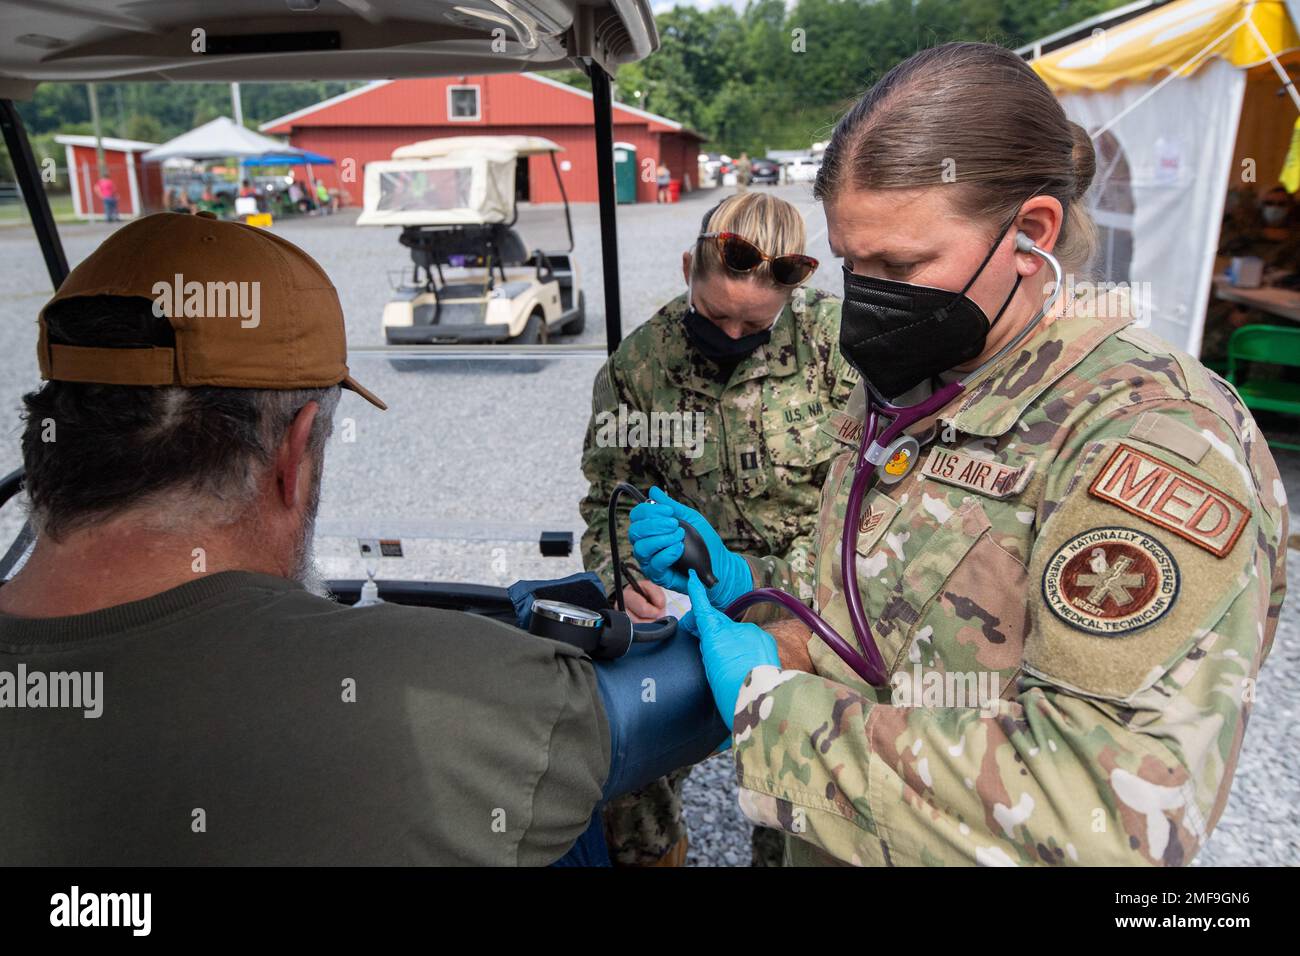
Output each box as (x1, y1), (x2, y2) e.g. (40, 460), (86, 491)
(602, 766), (786, 866)
(603, 767), (692, 865)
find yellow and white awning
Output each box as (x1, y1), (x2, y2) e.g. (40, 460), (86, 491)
(1031, 0), (1300, 92)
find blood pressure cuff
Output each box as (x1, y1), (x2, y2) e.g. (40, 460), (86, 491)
(594, 632), (730, 803)
(507, 571), (727, 804)
(507, 571), (609, 630)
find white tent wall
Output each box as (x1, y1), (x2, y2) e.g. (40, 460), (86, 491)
(1058, 57), (1246, 356)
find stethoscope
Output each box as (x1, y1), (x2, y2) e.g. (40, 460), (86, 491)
(722, 233), (1064, 687)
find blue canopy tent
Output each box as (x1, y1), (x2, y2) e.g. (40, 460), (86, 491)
(240, 150), (336, 211)
(239, 150), (335, 168)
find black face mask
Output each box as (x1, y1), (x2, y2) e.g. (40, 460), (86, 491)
(682, 283), (782, 381)
(684, 307), (772, 361)
(838, 220), (1022, 399)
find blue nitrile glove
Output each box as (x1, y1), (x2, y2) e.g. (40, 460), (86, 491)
(627, 486), (753, 607)
(685, 570), (780, 729)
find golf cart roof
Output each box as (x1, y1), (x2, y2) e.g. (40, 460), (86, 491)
(392, 135), (563, 160)
(0, 0), (658, 98)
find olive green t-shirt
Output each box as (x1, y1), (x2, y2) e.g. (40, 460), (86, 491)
(0, 571), (609, 865)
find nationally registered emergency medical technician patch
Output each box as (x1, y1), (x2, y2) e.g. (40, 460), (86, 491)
(1042, 527), (1180, 636)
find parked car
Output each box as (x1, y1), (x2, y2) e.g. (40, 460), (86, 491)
(785, 155), (821, 183)
(750, 158), (781, 185)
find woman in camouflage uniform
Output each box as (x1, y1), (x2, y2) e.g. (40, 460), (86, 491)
(647, 42), (1287, 866)
(579, 191), (857, 865)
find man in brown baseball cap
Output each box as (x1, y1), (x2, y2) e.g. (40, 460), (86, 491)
(37, 211), (385, 407)
(0, 213), (611, 865)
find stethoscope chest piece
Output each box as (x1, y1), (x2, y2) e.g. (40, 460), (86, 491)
(870, 434), (921, 484)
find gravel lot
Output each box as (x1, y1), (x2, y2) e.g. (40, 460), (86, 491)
(0, 183), (1294, 866)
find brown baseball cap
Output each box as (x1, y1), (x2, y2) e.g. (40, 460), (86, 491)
(37, 211), (385, 409)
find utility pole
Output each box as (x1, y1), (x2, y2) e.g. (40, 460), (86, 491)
(231, 82), (244, 126)
(87, 83), (106, 174)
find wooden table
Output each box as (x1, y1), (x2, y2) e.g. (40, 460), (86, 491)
(1214, 279), (1300, 322)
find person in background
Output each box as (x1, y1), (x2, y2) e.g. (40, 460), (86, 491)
(579, 191), (857, 867)
(95, 170), (119, 222)
(657, 163), (671, 203)
(316, 179), (336, 214)
(735, 152), (752, 193)
(288, 176), (310, 214)
(165, 188), (193, 215)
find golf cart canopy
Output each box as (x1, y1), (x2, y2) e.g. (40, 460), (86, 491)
(359, 136), (564, 227)
(392, 135), (563, 160)
(357, 152), (522, 227)
(0, 0), (657, 98)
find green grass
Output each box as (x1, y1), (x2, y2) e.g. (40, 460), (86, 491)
(0, 193), (81, 226)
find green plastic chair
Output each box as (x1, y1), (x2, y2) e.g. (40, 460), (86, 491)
(1225, 324), (1300, 451)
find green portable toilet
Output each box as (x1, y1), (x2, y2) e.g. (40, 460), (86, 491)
(613, 142), (638, 204)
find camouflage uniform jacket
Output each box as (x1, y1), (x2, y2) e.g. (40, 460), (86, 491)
(579, 287), (859, 603)
(732, 290), (1288, 866)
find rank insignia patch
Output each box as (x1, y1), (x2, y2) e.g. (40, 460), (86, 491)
(1042, 527), (1179, 635)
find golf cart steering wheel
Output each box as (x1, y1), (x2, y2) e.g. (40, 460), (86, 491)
(0, 467), (21, 511)
(0, 467), (33, 582)
(533, 250), (554, 283)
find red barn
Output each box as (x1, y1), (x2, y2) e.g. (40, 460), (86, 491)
(260, 74), (704, 206)
(56, 134), (162, 219)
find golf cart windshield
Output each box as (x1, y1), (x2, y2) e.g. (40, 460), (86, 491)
(358, 153), (515, 227)
(0, 0), (654, 595)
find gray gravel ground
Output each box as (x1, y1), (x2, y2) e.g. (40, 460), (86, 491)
(0, 183), (1295, 866)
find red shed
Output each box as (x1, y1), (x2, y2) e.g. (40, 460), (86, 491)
(260, 74), (704, 206)
(56, 134), (161, 219)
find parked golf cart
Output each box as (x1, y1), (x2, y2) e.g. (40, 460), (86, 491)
(360, 135), (585, 345)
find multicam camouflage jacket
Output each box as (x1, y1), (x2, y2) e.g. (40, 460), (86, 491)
(732, 290), (1288, 866)
(579, 287), (859, 602)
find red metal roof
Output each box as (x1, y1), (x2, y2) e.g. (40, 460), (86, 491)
(260, 73), (703, 140)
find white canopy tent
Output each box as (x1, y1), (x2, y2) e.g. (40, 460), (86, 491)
(1028, 0), (1300, 357)
(142, 116), (301, 162)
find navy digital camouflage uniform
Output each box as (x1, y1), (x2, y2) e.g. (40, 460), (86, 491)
(579, 285), (857, 864)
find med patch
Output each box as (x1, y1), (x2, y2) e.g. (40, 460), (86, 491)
(1088, 442), (1248, 558)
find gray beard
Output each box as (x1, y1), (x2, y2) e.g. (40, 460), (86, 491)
(290, 461), (331, 599)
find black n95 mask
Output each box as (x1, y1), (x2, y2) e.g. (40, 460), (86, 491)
(838, 220), (1022, 399)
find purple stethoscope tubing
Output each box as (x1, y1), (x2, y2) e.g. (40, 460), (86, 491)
(723, 236), (1063, 687)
